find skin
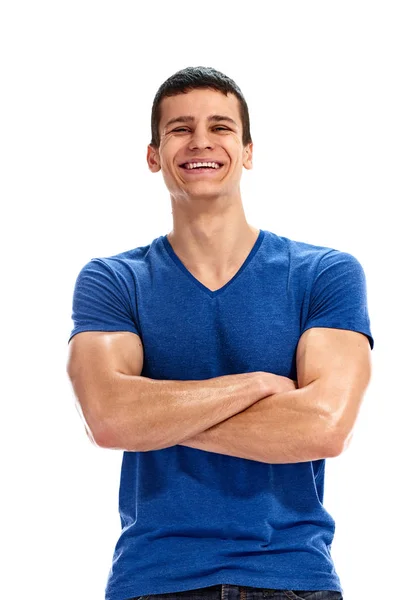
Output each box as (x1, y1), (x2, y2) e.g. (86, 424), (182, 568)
(146, 88), (260, 290)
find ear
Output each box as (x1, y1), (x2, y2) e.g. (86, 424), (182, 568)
(147, 144), (161, 173)
(243, 142), (253, 170)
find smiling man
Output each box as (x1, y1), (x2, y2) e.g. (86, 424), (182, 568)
(67, 66), (374, 600)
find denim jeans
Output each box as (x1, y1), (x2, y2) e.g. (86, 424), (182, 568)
(126, 583), (343, 600)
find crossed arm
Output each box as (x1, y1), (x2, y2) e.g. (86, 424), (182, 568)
(179, 327), (372, 464)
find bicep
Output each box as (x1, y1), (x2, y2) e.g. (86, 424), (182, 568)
(296, 327), (372, 446)
(66, 330), (144, 442)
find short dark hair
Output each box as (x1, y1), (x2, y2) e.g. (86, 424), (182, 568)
(150, 66), (252, 149)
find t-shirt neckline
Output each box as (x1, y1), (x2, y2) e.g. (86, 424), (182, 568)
(161, 229), (265, 298)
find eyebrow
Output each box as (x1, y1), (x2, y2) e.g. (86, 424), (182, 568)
(163, 114), (238, 131)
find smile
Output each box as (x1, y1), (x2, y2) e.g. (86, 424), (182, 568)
(179, 165), (224, 176)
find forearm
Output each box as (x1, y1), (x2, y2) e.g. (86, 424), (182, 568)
(179, 380), (335, 464)
(102, 371), (269, 451)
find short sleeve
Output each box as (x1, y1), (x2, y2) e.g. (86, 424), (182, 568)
(68, 258), (140, 344)
(301, 250), (374, 350)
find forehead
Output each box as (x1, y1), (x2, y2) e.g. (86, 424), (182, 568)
(160, 89), (241, 132)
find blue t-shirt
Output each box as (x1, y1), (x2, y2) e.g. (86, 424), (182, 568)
(68, 229), (374, 600)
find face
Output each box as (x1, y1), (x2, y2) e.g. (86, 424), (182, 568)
(147, 88), (253, 203)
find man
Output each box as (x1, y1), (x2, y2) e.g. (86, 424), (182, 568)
(67, 66), (373, 600)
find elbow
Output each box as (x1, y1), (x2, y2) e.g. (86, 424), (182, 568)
(331, 429), (355, 457)
(323, 427), (347, 458)
(93, 414), (149, 452)
(91, 420), (115, 448)
(72, 392), (132, 450)
(79, 405), (113, 449)
(314, 422), (342, 459)
(326, 412), (356, 457)
(71, 385), (148, 451)
(90, 415), (125, 449)
(72, 396), (116, 449)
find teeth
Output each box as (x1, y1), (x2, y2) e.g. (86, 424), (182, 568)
(184, 162), (221, 169)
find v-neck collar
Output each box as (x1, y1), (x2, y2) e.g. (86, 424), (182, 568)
(162, 229), (265, 298)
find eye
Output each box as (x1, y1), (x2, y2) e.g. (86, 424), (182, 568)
(171, 127), (229, 133)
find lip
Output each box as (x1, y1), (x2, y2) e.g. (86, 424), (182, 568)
(179, 164), (224, 177)
(179, 159), (224, 167)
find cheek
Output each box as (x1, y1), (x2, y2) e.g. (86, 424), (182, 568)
(226, 139), (243, 157)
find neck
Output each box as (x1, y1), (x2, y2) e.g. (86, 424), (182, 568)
(167, 213), (259, 276)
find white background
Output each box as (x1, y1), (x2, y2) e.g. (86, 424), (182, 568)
(1, 1), (417, 599)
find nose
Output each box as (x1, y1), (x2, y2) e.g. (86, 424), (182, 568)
(188, 126), (214, 151)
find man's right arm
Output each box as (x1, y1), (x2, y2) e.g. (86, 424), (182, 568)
(66, 330), (277, 452)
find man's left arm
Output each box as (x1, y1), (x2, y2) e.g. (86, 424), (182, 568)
(179, 327), (372, 463)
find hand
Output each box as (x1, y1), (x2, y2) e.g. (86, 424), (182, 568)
(259, 372), (298, 397)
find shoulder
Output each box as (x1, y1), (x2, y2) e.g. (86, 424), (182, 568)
(262, 229), (359, 273)
(77, 235), (162, 279)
